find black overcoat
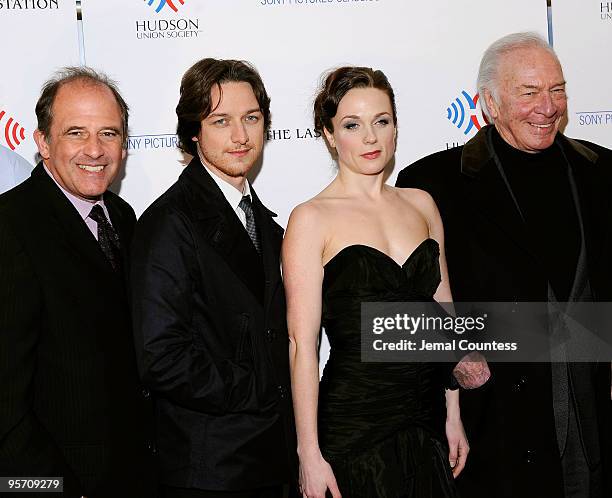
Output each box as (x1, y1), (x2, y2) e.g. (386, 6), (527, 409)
(130, 157), (297, 491)
(396, 126), (612, 498)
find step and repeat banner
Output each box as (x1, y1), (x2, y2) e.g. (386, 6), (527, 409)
(552, 0), (612, 149)
(80, 0), (547, 369)
(7, 0), (597, 370)
(0, 0), (80, 165)
(0, 0), (550, 367)
(3, 0), (548, 220)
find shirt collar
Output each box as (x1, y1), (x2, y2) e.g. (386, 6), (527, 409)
(43, 164), (106, 220)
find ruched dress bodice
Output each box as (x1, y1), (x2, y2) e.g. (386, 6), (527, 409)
(318, 239), (458, 498)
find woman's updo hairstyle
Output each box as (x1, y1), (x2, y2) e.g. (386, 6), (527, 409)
(313, 66), (397, 135)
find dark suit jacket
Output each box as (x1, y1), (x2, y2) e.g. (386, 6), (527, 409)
(396, 126), (612, 498)
(130, 158), (297, 491)
(0, 164), (155, 497)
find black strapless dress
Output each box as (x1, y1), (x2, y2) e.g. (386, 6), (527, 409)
(319, 239), (458, 498)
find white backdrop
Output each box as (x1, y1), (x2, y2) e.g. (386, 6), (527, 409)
(551, 0), (612, 149)
(78, 0), (549, 221)
(1, 1), (550, 220)
(3, 0), (549, 371)
(0, 0), (79, 164)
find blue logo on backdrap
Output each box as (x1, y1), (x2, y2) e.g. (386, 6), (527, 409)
(445, 91), (487, 136)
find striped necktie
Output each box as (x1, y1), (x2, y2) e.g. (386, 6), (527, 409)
(238, 195), (261, 254)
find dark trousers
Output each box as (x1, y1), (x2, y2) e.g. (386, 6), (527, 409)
(561, 399), (603, 498)
(162, 485), (285, 498)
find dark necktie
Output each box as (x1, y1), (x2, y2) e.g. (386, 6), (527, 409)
(238, 195), (261, 254)
(88, 204), (121, 271)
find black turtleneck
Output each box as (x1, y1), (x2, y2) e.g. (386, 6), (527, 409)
(492, 128), (580, 301)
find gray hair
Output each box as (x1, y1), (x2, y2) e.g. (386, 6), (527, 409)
(477, 32), (558, 120)
(35, 66), (129, 147)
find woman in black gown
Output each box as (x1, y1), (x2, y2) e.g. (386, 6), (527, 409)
(282, 67), (468, 498)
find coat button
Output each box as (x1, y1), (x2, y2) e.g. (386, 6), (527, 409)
(524, 449), (536, 464)
(277, 385), (287, 398)
(141, 387), (151, 399)
(266, 329), (277, 342)
(512, 376), (528, 393)
(147, 441), (158, 455)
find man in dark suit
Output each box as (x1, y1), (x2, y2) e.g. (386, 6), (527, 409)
(0, 68), (154, 496)
(130, 58), (296, 498)
(396, 33), (611, 498)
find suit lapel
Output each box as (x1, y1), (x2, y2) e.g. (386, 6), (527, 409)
(32, 164), (122, 282)
(559, 136), (608, 294)
(462, 128), (611, 297)
(181, 159), (265, 305)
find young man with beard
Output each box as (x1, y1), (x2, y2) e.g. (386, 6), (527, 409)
(131, 59), (296, 498)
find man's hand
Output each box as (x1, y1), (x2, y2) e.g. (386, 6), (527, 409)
(453, 352), (491, 389)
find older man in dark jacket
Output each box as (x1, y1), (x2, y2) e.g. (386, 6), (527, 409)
(397, 33), (612, 498)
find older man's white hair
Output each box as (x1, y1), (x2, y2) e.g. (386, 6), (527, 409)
(477, 32), (559, 121)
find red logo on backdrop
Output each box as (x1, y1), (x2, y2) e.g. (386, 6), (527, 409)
(144, 0), (185, 13)
(0, 110), (26, 150)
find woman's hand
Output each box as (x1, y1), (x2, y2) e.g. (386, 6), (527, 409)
(298, 449), (342, 498)
(445, 413), (469, 478)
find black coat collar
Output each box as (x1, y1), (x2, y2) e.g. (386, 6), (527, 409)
(458, 125), (605, 283)
(251, 187), (284, 317)
(178, 158), (281, 306)
(460, 125), (599, 178)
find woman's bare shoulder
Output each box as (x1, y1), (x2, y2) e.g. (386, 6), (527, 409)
(286, 196), (336, 244)
(392, 185), (434, 203)
(289, 186), (345, 220)
(289, 197), (328, 222)
(391, 185), (437, 215)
